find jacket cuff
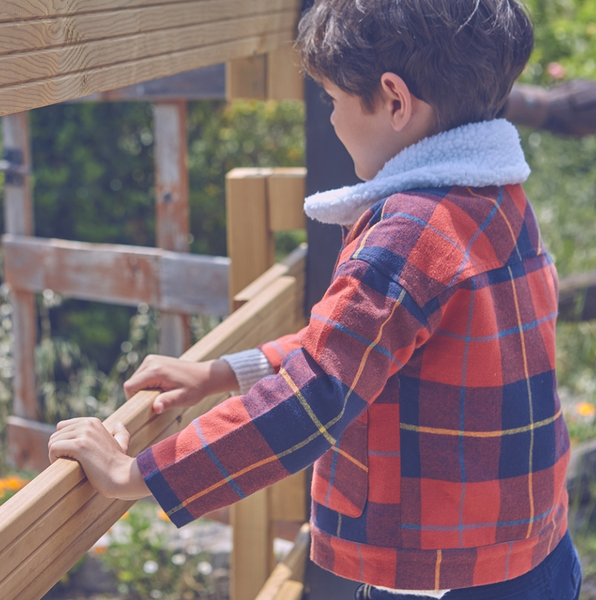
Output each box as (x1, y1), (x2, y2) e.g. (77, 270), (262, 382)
(221, 349), (275, 395)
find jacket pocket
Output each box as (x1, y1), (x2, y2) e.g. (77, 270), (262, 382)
(311, 411), (368, 518)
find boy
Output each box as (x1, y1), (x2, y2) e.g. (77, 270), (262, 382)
(49, 1), (582, 598)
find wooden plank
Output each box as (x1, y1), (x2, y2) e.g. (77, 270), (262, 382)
(0, 0), (299, 53)
(231, 488), (274, 600)
(0, 30), (293, 116)
(154, 100), (191, 356)
(2, 112), (38, 421)
(234, 244), (306, 306)
(226, 55), (267, 100)
(269, 471), (307, 523)
(267, 44), (304, 101)
(2, 235), (230, 317)
(0, 0), (300, 23)
(268, 168), (306, 231)
(255, 523), (310, 600)
(0, 0), (202, 22)
(0, 274), (299, 600)
(7, 416), (56, 472)
(0, 10), (297, 89)
(226, 169), (275, 310)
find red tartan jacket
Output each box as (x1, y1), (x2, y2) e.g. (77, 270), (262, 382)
(138, 184), (569, 591)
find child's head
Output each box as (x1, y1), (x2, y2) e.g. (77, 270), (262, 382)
(297, 0), (534, 133)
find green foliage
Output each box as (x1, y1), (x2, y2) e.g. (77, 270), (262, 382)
(20, 99), (304, 371)
(523, 0), (596, 83)
(98, 503), (216, 600)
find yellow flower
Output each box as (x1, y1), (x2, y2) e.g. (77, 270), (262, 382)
(119, 511), (130, 520)
(575, 402), (596, 418)
(157, 508), (170, 522)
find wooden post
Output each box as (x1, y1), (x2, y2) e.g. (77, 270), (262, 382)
(153, 100), (191, 356)
(267, 44), (304, 101)
(226, 168), (275, 311)
(227, 46), (304, 102)
(231, 488), (275, 600)
(2, 112), (38, 422)
(226, 55), (267, 100)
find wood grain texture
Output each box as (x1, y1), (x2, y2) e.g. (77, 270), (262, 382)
(154, 100), (190, 356)
(269, 471), (307, 523)
(226, 169), (276, 309)
(0, 10), (297, 88)
(2, 235), (230, 317)
(1, 32), (292, 115)
(231, 488), (274, 600)
(0, 0), (301, 116)
(267, 43), (303, 101)
(0, 273), (300, 600)
(255, 523), (310, 600)
(267, 168), (306, 231)
(0, 0), (298, 50)
(226, 54), (267, 100)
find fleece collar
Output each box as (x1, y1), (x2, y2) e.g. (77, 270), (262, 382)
(303, 119), (530, 226)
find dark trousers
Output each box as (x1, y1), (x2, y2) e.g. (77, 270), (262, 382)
(354, 531), (581, 600)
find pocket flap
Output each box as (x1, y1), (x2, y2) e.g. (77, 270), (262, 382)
(311, 411), (368, 518)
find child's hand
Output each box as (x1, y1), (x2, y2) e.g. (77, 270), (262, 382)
(48, 418), (150, 500)
(123, 356), (239, 414)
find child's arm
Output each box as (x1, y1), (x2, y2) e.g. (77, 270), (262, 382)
(123, 357), (239, 414)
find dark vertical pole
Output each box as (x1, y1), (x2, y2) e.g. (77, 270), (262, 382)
(304, 72), (360, 312)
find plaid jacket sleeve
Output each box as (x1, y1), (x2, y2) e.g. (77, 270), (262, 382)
(137, 257), (430, 527)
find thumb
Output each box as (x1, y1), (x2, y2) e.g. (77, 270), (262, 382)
(153, 389), (186, 414)
(112, 422), (131, 454)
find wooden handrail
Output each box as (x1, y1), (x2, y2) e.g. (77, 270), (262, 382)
(0, 263), (303, 600)
(255, 523), (310, 600)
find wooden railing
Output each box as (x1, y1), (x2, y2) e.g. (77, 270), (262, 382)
(0, 245), (306, 600)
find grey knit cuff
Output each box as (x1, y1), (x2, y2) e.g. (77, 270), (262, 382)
(221, 349), (275, 395)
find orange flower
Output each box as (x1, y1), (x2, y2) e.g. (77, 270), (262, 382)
(157, 508), (170, 522)
(119, 510), (131, 520)
(575, 402), (596, 418)
(2, 476), (28, 491)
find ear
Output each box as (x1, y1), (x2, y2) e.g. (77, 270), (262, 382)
(379, 72), (413, 132)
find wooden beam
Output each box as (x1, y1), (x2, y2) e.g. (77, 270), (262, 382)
(255, 523), (310, 600)
(0, 274), (300, 600)
(0, 0), (301, 117)
(154, 100), (191, 356)
(2, 113), (38, 421)
(267, 44), (304, 101)
(2, 235), (230, 317)
(0, 10), (297, 88)
(0, 0), (226, 22)
(226, 55), (268, 101)
(0, 2), (295, 53)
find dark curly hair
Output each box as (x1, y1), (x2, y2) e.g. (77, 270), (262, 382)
(297, 0), (534, 131)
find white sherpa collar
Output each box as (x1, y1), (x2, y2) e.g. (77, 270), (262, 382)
(304, 119), (530, 226)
